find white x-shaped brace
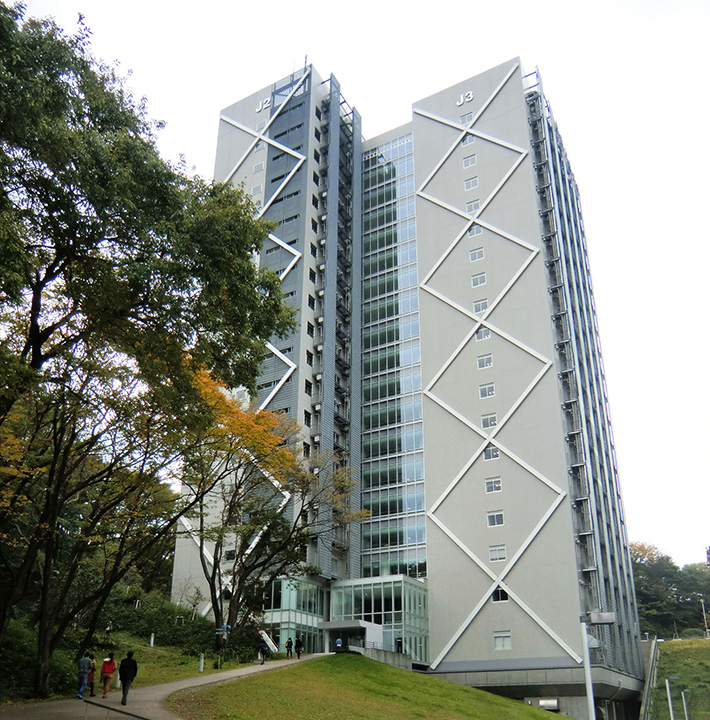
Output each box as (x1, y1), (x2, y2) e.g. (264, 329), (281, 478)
(416, 62), (580, 669)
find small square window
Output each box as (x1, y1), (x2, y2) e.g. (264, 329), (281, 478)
(492, 587), (509, 602)
(462, 134), (476, 146)
(466, 199), (481, 214)
(481, 413), (497, 429)
(484, 446), (500, 461)
(468, 224), (482, 237)
(475, 327), (490, 341)
(464, 177), (479, 191)
(479, 383), (495, 399)
(477, 353), (492, 369)
(251, 184), (262, 195)
(463, 154), (477, 168)
(253, 162), (264, 173)
(473, 299), (488, 315)
(489, 544), (506, 562)
(471, 272), (486, 288)
(460, 112), (473, 124)
(485, 477), (502, 493)
(494, 631), (512, 650)
(256, 120), (266, 132)
(469, 247), (484, 262)
(487, 510), (504, 526)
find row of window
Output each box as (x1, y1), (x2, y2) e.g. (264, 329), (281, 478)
(363, 266), (418, 300)
(362, 425), (423, 459)
(362, 315), (420, 350)
(362, 197), (416, 233)
(362, 242), (417, 278)
(362, 396), (422, 431)
(362, 453), (424, 488)
(362, 519), (426, 550)
(363, 485), (425, 517)
(363, 218), (416, 254)
(362, 288), (419, 326)
(362, 340), (421, 375)
(362, 368), (422, 402)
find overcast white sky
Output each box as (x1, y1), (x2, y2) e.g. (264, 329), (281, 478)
(20, 0), (710, 567)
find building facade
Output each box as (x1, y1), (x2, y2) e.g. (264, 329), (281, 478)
(171, 58), (643, 720)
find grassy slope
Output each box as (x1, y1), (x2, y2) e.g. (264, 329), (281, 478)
(168, 653), (554, 720)
(650, 639), (710, 720)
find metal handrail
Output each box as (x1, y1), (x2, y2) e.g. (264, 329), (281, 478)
(639, 636), (659, 720)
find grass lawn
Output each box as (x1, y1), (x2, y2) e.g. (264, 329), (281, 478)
(167, 653), (553, 720)
(124, 638), (249, 687)
(650, 638), (710, 720)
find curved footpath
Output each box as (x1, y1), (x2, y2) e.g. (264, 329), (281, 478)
(0, 654), (326, 720)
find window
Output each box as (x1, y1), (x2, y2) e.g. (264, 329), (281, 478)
(460, 112), (473, 124)
(307, 322), (315, 338)
(462, 134), (475, 146)
(303, 441), (311, 458)
(224, 549), (236, 561)
(303, 410), (312, 428)
(479, 383), (495, 398)
(475, 327), (491, 341)
(313, 171), (319, 185)
(464, 177), (479, 191)
(312, 194), (319, 209)
(315, 107), (322, 121)
(492, 587), (509, 603)
(489, 544), (506, 562)
(314, 149), (320, 163)
(466, 199), (481, 214)
(469, 247), (484, 262)
(308, 294), (316, 310)
(256, 120), (266, 132)
(309, 268), (316, 283)
(312, 219), (318, 233)
(306, 350), (313, 366)
(468, 224), (482, 237)
(484, 446), (500, 461)
(310, 243), (317, 257)
(314, 128), (321, 142)
(251, 184), (262, 195)
(477, 353), (492, 369)
(471, 272), (486, 288)
(481, 413), (497, 430)
(485, 477), (502, 493)
(487, 510), (504, 527)
(473, 299), (488, 314)
(494, 632), (512, 650)
(304, 379), (312, 396)
(253, 162), (264, 173)
(463, 154), (477, 168)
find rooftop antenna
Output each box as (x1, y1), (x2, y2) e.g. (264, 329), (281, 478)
(304, 55), (308, 70)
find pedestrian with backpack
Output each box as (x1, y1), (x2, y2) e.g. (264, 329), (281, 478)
(100, 653), (116, 698)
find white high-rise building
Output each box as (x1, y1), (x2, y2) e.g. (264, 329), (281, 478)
(172, 58), (644, 720)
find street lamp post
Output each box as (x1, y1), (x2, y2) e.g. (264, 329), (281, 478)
(581, 612), (617, 720)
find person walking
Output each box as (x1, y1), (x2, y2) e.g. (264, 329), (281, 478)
(76, 652), (92, 699)
(118, 651), (138, 706)
(294, 637), (303, 659)
(285, 637), (293, 658)
(100, 653), (116, 698)
(87, 654), (97, 697)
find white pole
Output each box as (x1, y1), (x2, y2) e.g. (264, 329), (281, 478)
(199, 653), (204, 673)
(581, 622), (596, 720)
(150, 633), (155, 648)
(681, 690), (689, 720)
(665, 678), (676, 720)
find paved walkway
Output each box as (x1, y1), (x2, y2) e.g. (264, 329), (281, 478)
(0, 655), (324, 720)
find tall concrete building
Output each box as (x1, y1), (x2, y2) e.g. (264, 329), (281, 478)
(172, 58), (643, 720)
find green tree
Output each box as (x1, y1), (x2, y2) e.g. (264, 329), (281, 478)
(0, 4), (294, 695)
(0, 3), (293, 426)
(181, 374), (365, 648)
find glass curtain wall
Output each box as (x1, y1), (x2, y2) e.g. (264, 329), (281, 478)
(361, 134), (426, 580)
